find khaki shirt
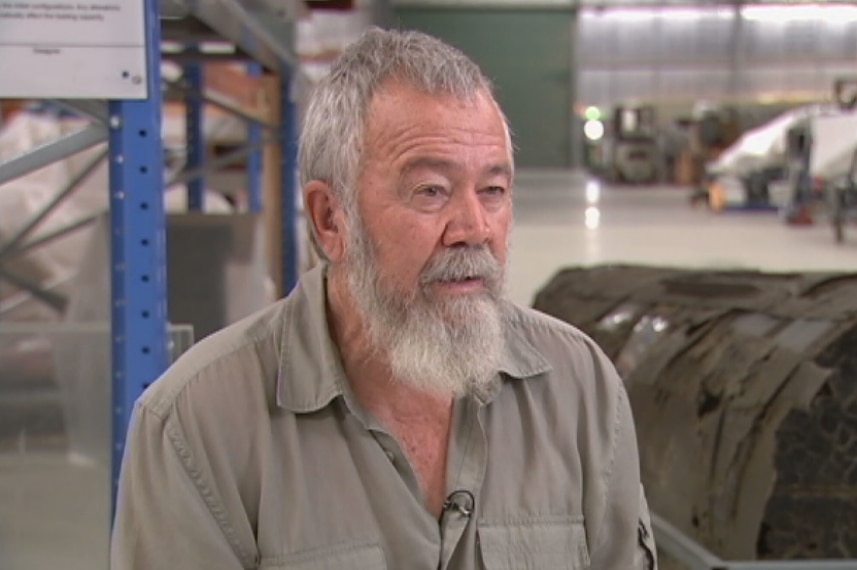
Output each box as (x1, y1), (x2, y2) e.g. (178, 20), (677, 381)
(111, 265), (657, 570)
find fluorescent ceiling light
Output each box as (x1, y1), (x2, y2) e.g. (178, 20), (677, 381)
(584, 119), (605, 142)
(742, 4), (857, 23)
(587, 7), (732, 22)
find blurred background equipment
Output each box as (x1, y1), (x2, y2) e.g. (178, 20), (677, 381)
(827, 142), (857, 243)
(834, 76), (857, 111)
(702, 104), (822, 211)
(604, 103), (660, 184)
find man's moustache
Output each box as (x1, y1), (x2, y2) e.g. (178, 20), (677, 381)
(420, 247), (502, 285)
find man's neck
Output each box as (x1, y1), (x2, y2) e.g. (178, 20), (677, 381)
(325, 268), (454, 420)
(326, 269), (454, 516)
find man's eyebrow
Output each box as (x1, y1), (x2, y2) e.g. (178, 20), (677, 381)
(400, 156), (459, 176)
(485, 163), (513, 179)
(399, 157), (513, 180)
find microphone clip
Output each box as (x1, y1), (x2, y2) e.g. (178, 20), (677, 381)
(442, 489), (475, 518)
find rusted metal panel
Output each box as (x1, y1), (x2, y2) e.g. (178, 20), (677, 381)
(533, 265), (857, 561)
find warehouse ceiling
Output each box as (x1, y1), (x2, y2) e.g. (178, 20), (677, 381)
(390, 0), (857, 7)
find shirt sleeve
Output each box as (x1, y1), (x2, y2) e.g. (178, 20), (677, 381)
(588, 385), (659, 570)
(110, 402), (256, 570)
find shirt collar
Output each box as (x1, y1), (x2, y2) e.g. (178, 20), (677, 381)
(276, 264), (348, 413)
(276, 264), (552, 413)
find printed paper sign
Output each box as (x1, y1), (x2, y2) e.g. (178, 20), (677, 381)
(0, 1), (147, 98)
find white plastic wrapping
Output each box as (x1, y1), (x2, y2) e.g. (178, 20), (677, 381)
(0, 112), (109, 321)
(707, 104), (837, 177)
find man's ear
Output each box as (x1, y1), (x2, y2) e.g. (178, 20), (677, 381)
(304, 180), (346, 262)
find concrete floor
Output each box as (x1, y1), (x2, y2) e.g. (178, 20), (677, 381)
(508, 169), (857, 307)
(2, 169), (856, 569)
(0, 454), (110, 570)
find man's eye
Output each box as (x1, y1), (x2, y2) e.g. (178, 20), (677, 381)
(418, 186), (443, 198)
(481, 186), (508, 198)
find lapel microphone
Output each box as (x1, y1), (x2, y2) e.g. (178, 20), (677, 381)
(442, 490), (476, 518)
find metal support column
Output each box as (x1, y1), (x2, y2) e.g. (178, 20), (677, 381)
(109, 0), (169, 513)
(184, 60), (205, 211)
(246, 62), (263, 212)
(569, 9), (583, 169)
(281, 71), (298, 292)
(728, 4), (745, 103)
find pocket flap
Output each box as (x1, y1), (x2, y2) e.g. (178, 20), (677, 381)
(479, 517), (590, 570)
(260, 541), (386, 570)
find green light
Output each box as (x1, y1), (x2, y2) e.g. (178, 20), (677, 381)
(584, 106), (601, 121)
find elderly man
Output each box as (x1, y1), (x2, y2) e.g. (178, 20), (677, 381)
(111, 28), (657, 569)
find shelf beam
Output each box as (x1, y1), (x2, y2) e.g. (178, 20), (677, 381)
(0, 124), (107, 186)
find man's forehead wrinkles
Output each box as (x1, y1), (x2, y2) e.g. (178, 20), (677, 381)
(396, 155), (512, 178)
(401, 156), (458, 173)
(370, 124), (505, 152)
(365, 137), (508, 172)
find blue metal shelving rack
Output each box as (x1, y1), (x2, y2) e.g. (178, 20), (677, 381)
(110, 0), (301, 508)
(108, 0), (170, 506)
(246, 62), (263, 213)
(280, 69), (299, 293)
(0, 0), (300, 520)
(183, 58), (205, 212)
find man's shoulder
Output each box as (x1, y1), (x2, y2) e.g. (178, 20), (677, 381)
(138, 299), (289, 419)
(501, 301), (624, 404)
(502, 300), (598, 352)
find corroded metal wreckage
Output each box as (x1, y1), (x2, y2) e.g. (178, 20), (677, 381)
(533, 265), (857, 561)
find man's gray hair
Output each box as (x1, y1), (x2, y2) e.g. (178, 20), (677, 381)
(299, 27), (504, 220)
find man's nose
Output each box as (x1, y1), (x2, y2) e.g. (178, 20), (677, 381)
(442, 189), (491, 247)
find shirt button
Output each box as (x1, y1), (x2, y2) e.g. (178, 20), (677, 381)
(384, 449), (396, 463)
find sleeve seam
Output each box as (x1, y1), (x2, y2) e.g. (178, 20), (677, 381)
(595, 383), (625, 551)
(162, 414), (257, 569)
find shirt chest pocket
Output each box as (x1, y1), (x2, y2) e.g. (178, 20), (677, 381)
(259, 541), (386, 570)
(478, 516), (590, 570)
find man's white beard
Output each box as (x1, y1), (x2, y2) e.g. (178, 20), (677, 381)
(344, 218), (506, 397)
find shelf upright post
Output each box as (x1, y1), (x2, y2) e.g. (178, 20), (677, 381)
(247, 62), (263, 213)
(108, 0), (169, 516)
(1, 101), (3, 330)
(185, 57), (205, 211)
(281, 69), (298, 293)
